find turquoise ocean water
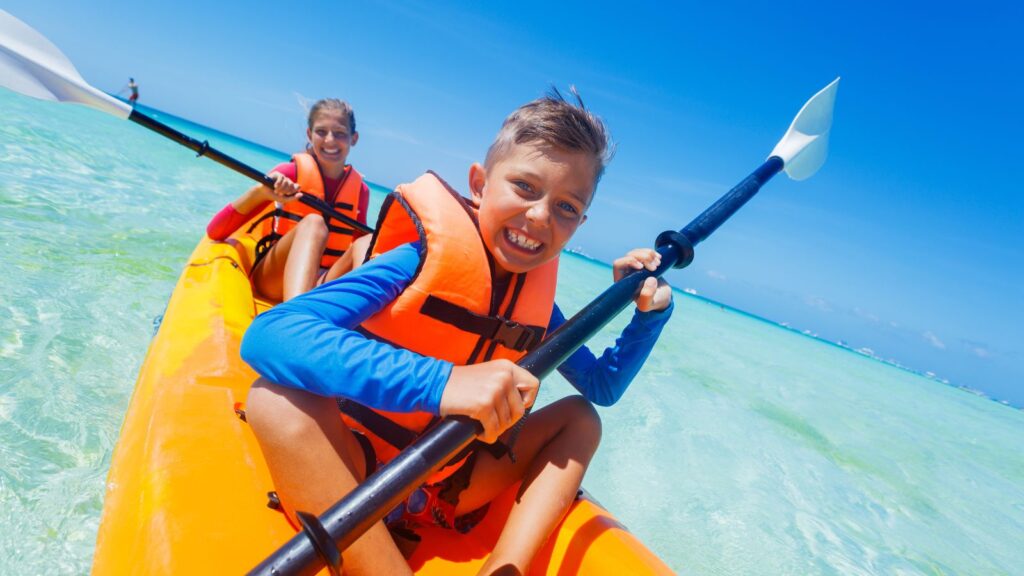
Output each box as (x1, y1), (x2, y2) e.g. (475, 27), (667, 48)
(1, 89), (1022, 574)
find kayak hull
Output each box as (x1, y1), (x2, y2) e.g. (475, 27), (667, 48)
(93, 231), (674, 575)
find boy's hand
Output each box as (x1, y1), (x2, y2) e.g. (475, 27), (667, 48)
(262, 172), (302, 203)
(613, 248), (673, 312)
(440, 359), (539, 443)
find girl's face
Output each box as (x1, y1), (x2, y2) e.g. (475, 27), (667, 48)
(469, 142), (595, 280)
(306, 109), (358, 169)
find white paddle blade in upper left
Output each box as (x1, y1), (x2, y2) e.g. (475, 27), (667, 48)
(0, 9), (132, 119)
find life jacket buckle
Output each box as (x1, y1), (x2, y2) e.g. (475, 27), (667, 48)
(492, 317), (535, 350)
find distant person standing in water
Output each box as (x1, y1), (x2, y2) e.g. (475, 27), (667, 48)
(127, 78), (138, 105)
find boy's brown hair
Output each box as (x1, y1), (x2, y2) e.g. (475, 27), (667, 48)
(485, 87), (613, 186)
(307, 98), (356, 133)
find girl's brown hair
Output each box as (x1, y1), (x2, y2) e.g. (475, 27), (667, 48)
(308, 98), (356, 133)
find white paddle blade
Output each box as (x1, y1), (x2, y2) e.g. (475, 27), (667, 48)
(769, 77), (840, 181)
(0, 9), (131, 119)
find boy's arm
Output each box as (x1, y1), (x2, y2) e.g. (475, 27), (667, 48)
(240, 242), (452, 413)
(554, 300), (674, 407)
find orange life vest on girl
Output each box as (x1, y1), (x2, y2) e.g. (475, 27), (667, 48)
(258, 152), (364, 268)
(339, 171), (559, 482)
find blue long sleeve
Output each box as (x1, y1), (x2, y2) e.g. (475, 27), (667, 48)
(552, 300), (674, 407)
(241, 241), (673, 413)
(241, 243), (452, 413)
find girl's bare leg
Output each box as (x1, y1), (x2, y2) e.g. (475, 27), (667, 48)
(246, 379), (412, 576)
(251, 214), (329, 301)
(320, 233), (373, 285)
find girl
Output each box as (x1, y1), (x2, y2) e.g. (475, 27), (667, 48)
(206, 99), (371, 301)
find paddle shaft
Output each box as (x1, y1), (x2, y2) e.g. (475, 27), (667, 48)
(248, 155), (785, 576)
(128, 110), (373, 234)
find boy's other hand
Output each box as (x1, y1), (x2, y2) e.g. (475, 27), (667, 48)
(440, 360), (539, 443)
(263, 171), (302, 203)
(613, 248), (673, 312)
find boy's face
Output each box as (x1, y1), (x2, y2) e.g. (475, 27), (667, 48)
(469, 142), (595, 280)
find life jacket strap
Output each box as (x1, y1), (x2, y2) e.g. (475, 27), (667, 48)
(245, 210), (277, 234)
(420, 295), (545, 352)
(338, 398), (420, 450)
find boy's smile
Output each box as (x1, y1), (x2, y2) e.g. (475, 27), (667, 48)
(470, 142), (595, 280)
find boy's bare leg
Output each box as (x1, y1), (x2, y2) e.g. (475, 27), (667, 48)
(455, 396), (602, 576)
(251, 214), (328, 301)
(246, 378), (413, 576)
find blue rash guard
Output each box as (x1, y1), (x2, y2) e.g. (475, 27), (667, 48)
(241, 242), (673, 413)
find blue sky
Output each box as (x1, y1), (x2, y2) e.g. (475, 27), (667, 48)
(6, 1), (1022, 404)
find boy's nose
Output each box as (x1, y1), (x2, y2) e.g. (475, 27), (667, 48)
(526, 201), (550, 226)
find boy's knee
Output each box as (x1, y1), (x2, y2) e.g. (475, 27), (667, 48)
(562, 396), (602, 446)
(246, 378), (318, 444)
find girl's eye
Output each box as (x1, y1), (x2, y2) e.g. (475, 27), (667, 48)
(515, 181), (534, 194)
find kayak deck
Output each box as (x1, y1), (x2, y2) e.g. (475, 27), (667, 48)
(93, 230), (674, 574)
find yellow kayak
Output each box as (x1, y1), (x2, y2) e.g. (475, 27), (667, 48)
(92, 225), (675, 575)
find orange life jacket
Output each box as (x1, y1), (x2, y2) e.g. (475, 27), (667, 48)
(256, 152), (364, 268)
(340, 171), (559, 481)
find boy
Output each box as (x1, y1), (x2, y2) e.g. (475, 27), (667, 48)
(242, 90), (674, 575)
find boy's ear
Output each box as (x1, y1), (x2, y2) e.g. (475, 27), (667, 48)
(468, 163), (487, 206)
(351, 131), (359, 147)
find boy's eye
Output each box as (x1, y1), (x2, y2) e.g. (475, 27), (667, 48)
(514, 181), (534, 194)
(557, 201), (580, 216)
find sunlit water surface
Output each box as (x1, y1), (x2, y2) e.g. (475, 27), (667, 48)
(1, 90), (1021, 575)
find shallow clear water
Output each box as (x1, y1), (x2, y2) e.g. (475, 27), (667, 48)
(1, 89), (1021, 575)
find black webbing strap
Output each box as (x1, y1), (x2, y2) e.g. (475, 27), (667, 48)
(419, 295), (544, 352)
(245, 210), (278, 234)
(338, 398), (419, 451)
(326, 224), (356, 235)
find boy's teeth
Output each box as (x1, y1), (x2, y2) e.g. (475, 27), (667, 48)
(506, 229), (541, 250)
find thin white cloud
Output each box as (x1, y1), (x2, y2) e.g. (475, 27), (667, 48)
(293, 92), (314, 116)
(804, 295), (833, 312)
(360, 125), (476, 164)
(852, 306), (880, 323)
(593, 194), (672, 221)
(922, 331), (946, 349)
(361, 126), (422, 146)
(648, 175), (725, 198)
(707, 269), (727, 281)
(961, 339), (994, 359)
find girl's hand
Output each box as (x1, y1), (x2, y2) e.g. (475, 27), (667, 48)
(613, 248), (673, 312)
(262, 172), (302, 203)
(440, 359), (539, 443)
